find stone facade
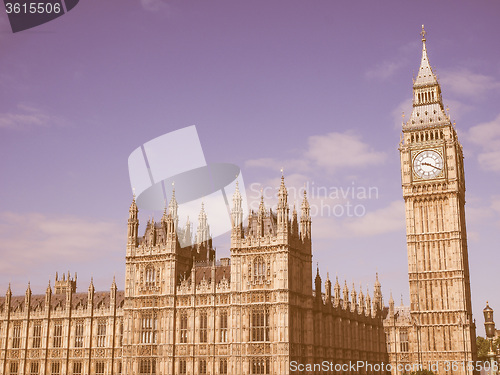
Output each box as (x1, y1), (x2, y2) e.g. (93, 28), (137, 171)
(383, 26), (477, 375)
(0, 274), (124, 375)
(0, 178), (388, 375)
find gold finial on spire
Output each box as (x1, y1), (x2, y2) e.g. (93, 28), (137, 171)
(420, 24), (426, 41)
(280, 167), (284, 177)
(132, 187), (136, 200)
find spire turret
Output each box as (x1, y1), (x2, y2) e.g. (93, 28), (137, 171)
(45, 280), (52, 308)
(231, 181), (243, 229)
(351, 283), (357, 312)
(291, 205), (299, 236)
(277, 174), (289, 233)
(24, 282), (32, 310)
(406, 25), (449, 129)
(365, 288), (372, 317)
(196, 203), (210, 245)
(389, 291), (395, 316)
(257, 193), (265, 237)
(88, 278), (94, 309)
(414, 25), (438, 87)
(314, 266), (322, 300)
(325, 273), (332, 299)
(343, 281), (349, 310)
(300, 190), (311, 240)
(373, 273), (383, 313)
(182, 217), (192, 247)
(128, 195), (139, 247)
(334, 276), (341, 307)
(168, 186), (179, 231)
(358, 285), (365, 314)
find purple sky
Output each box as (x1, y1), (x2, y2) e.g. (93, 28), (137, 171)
(1, 1), (500, 335)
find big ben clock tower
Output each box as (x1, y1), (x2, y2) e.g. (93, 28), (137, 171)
(399, 26), (476, 372)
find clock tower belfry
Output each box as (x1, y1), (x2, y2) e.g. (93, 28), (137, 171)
(399, 26), (476, 371)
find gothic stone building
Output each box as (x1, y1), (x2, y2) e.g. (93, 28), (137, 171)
(383, 26), (477, 375)
(0, 178), (388, 375)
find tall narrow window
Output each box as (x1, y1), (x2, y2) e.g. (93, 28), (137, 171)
(51, 362), (60, 375)
(74, 322), (84, 348)
(179, 360), (187, 374)
(73, 362), (82, 375)
(53, 322), (62, 348)
(97, 322), (106, 347)
(180, 313), (188, 343)
(95, 361), (105, 375)
(220, 311), (228, 342)
(251, 358), (270, 374)
(30, 362), (39, 375)
(10, 362), (19, 375)
(251, 309), (269, 342)
(139, 359), (156, 375)
(199, 359), (207, 374)
(32, 322), (42, 348)
(399, 329), (409, 352)
(12, 323), (22, 349)
(220, 359), (228, 374)
(199, 312), (208, 343)
(141, 315), (157, 344)
(12, 323), (21, 349)
(253, 257), (265, 281)
(118, 322), (123, 346)
(145, 267), (156, 287)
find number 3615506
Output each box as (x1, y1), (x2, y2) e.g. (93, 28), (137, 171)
(5, 2), (62, 14)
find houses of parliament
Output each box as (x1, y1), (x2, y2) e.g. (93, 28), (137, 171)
(0, 26), (477, 375)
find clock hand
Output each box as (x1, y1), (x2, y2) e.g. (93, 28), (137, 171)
(422, 162), (442, 171)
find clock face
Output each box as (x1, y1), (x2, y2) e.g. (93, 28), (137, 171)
(413, 150), (444, 179)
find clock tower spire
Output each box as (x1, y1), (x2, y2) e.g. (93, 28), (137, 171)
(395, 25), (477, 373)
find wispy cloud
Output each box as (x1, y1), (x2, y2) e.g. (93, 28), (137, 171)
(440, 68), (500, 98)
(466, 114), (500, 172)
(0, 212), (124, 278)
(0, 103), (66, 130)
(139, 0), (168, 12)
(306, 132), (386, 171)
(246, 131), (386, 174)
(365, 61), (404, 81)
(365, 41), (418, 81)
(312, 200), (405, 240)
